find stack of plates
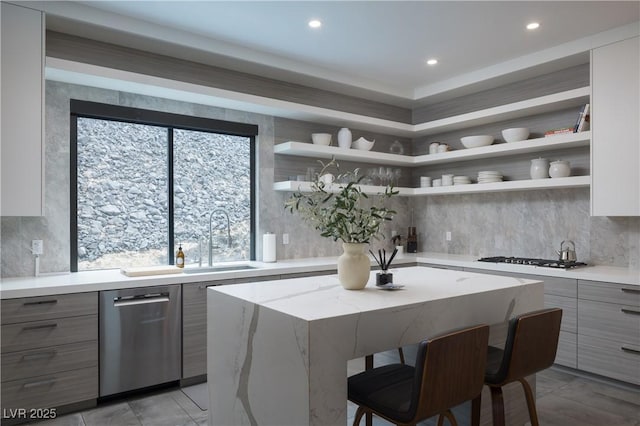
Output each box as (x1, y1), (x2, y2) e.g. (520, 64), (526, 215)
(477, 171), (503, 183)
(453, 176), (472, 185)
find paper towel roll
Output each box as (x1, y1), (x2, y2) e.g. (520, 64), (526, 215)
(263, 233), (276, 263)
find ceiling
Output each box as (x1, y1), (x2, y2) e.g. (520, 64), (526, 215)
(37, 1), (640, 104)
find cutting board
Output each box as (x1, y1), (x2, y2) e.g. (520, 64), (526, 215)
(120, 265), (184, 277)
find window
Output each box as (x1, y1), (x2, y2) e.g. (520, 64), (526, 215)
(71, 100), (257, 272)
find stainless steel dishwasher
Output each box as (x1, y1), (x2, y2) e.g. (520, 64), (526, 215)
(99, 285), (181, 396)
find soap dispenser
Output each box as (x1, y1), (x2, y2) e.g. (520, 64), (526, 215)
(176, 244), (185, 268)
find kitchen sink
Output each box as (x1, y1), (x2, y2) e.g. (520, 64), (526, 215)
(182, 265), (258, 274)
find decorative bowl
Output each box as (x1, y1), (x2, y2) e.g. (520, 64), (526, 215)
(460, 135), (494, 149)
(311, 133), (332, 145)
(501, 127), (530, 143)
(352, 137), (375, 151)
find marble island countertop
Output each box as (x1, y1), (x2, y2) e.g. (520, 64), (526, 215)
(210, 266), (541, 321)
(207, 266), (544, 425)
(1, 252), (638, 299)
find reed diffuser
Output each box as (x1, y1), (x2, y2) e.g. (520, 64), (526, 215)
(370, 248), (398, 286)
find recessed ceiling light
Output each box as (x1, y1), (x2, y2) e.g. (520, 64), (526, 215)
(526, 22), (540, 30)
(426, 59), (438, 66)
(308, 19), (322, 29)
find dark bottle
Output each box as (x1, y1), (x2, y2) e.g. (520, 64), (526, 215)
(407, 227), (418, 253)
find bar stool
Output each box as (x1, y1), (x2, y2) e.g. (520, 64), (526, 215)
(348, 324), (490, 426)
(484, 308), (563, 426)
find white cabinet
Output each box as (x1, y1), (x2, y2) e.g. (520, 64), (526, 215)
(1, 2), (45, 216)
(591, 36), (640, 216)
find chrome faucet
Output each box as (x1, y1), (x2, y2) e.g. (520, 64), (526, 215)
(208, 208), (231, 266)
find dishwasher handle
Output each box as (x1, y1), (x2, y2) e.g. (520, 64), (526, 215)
(113, 293), (170, 307)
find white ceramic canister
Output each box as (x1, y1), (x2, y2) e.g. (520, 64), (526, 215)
(337, 128), (352, 149)
(530, 158), (550, 179)
(429, 142), (440, 154)
(549, 160), (571, 178)
(420, 176), (432, 187)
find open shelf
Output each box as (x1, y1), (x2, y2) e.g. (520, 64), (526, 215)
(412, 87), (590, 136)
(410, 176), (590, 195)
(275, 131), (591, 167)
(274, 176), (590, 196)
(273, 181), (415, 196)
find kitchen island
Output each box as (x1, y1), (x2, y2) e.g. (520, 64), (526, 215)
(207, 266), (544, 426)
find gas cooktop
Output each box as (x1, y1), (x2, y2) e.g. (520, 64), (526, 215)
(478, 256), (587, 269)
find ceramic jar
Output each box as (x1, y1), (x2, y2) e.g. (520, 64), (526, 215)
(530, 158), (549, 179)
(337, 243), (370, 290)
(337, 128), (352, 149)
(549, 160), (571, 178)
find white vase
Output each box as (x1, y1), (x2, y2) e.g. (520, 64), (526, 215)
(530, 158), (549, 179)
(337, 243), (370, 290)
(337, 128), (352, 149)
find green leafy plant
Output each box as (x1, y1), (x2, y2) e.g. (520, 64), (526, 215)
(284, 159), (398, 243)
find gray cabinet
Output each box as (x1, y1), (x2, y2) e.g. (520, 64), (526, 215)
(0, 2), (45, 216)
(0, 293), (98, 416)
(464, 267), (577, 368)
(577, 280), (640, 384)
(183, 281), (220, 379)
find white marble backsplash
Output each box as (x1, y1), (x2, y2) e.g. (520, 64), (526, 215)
(413, 189), (640, 269)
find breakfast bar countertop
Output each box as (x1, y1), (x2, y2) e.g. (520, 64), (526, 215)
(1, 252), (637, 299)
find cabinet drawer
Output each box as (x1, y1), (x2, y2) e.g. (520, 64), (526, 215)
(556, 331), (577, 369)
(578, 335), (640, 385)
(545, 294), (577, 333)
(578, 300), (640, 344)
(1, 293), (98, 324)
(1, 341), (97, 382)
(182, 283), (209, 378)
(1, 315), (97, 353)
(1, 366), (98, 411)
(463, 269), (576, 298)
(578, 280), (640, 307)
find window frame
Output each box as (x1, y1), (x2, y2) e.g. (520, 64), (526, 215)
(70, 100), (257, 272)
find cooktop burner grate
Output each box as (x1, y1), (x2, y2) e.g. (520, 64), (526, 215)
(477, 256), (587, 269)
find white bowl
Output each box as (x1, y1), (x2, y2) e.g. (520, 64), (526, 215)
(460, 135), (494, 149)
(352, 137), (375, 151)
(501, 127), (530, 143)
(311, 133), (332, 145)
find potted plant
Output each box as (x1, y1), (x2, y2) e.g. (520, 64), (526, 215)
(285, 159), (397, 290)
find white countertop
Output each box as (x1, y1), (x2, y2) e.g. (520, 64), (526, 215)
(1, 252), (638, 299)
(210, 266), (541, 321)
(414, 252), (640, 285)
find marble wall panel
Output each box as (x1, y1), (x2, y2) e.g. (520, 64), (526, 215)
(413, 188), (640, 267)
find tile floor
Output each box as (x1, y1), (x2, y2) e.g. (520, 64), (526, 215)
(25, 366), (640, 426)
